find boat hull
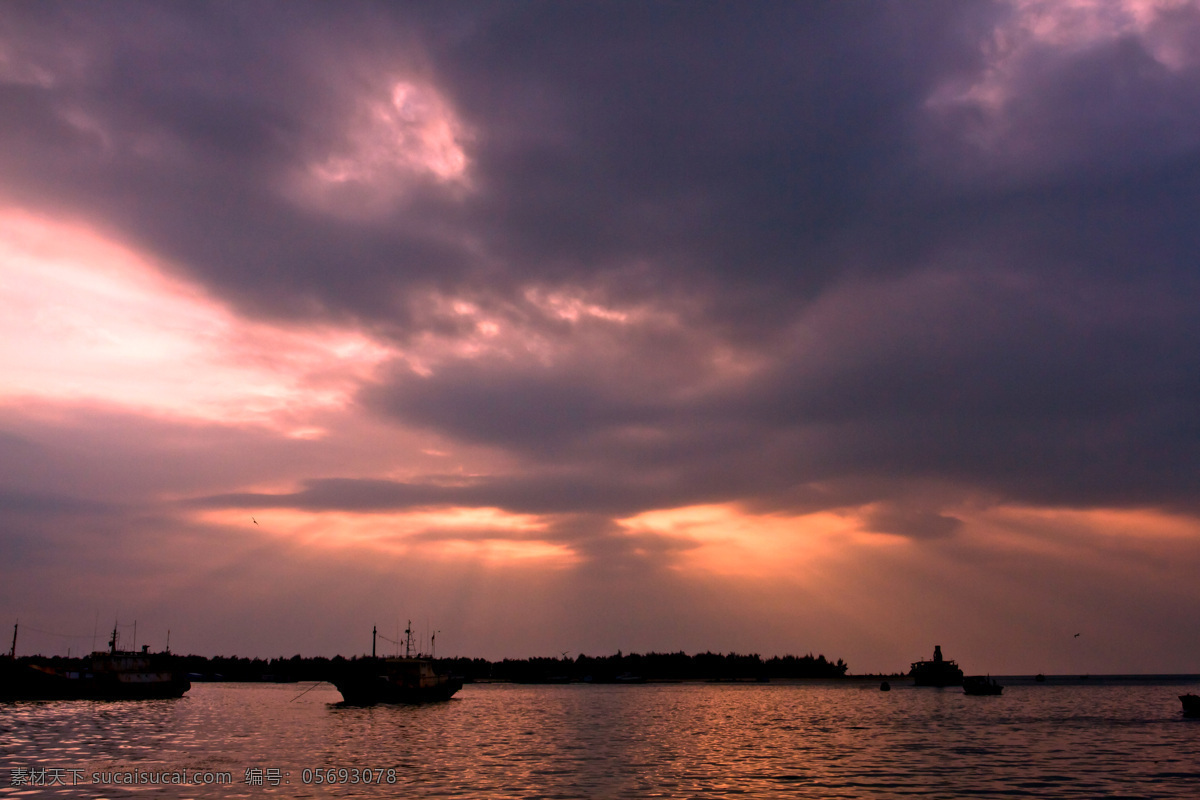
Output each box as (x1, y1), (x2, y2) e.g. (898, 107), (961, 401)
(332, 658), (462, 705)
(911, 664), (964, 687)
(912, 673), (964, 687)
(333, 674), (462, 705)
(1, 659), (189, 702)
(910, 645), (964, 687)
(1181, 694), (1200, 718)
(963, 676), (1003, 695)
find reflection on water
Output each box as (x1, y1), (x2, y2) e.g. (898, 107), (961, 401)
(3, 681), (1200, 798)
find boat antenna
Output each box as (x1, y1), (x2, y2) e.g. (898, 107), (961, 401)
(432, 630), (439, 659)
(166, 629), (171, 654)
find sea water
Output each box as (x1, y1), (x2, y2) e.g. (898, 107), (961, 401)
(3, 680), (1199, 798)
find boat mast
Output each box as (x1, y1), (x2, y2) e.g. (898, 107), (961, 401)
(372, 625), (377, 658)
(405, 620), (413, 658)
(109, 622), (118, 654)
(9, 620), (16, 659)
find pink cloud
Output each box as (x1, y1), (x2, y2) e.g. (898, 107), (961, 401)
(0, 208), (393, 433)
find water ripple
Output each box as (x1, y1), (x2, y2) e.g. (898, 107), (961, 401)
(3, 682), (1200, 798)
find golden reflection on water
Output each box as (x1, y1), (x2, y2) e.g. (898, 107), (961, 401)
(2, 682), (1199, 798)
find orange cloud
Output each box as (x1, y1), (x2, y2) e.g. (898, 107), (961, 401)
(621, 503), (874, 579)
(193, 506), (576, 566)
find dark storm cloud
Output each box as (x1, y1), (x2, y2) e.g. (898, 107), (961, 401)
(356, 251), (1200, 516)
(0, 2), (474, 325)
(0, 1), (993, 325)
(402, 511), (699, 574)
(4, 1), (1200, 538)
(921, 10), (1200, 189)
(427, 1), (1003, 323)
(194, 473), (709, 519)
(365, 356), (669, 455)
(862, 505), (962, 540)
(192, 478), (706, 571)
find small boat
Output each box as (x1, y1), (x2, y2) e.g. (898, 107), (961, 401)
(1181, 694), (1200, 718)
(1, 623), (190, 701)
(331, 625), (462, 705)
(879, 680), (891, 691)
(909, 645), (964, 687)
(963, 675), (1003, 696)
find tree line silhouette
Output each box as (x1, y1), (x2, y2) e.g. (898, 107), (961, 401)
(475, 651), (849, 683)
(13, 650), (849, 683)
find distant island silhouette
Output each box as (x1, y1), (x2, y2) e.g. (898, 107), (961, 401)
(9, 650), (850, 684)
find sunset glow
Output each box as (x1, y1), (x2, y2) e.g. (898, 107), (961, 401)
(192, 506), (571, 563)
(623, 504), (863, 578)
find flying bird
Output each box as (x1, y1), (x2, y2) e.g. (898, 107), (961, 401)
(252, 517), (258, 525)
(1074, 633), (1080, 638)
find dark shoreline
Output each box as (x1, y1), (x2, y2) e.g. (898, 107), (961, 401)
(10, 650), (851, 684)
(10, 649), (1198, 687)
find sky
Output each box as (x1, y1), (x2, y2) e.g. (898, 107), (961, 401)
(3, 0), (1200, 675)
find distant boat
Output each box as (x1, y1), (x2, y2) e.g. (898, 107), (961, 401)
(331, 625), (462, 705)
(1, 623), (189, 701)
(909, 645), (965, 687)
(1181, 694), (1200, 718)
(962, 675), (1003, 696)
(879, 680), (891, 691)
